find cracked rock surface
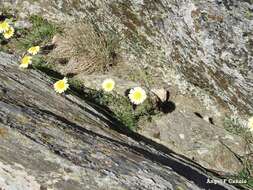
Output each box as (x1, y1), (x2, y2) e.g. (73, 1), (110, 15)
(0, 53), (240, 189)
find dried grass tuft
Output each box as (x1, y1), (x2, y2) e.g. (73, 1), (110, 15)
(50, 22), (121, 74)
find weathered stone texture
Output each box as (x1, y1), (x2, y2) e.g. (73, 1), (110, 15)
(0, 52), (240, 190)
(2, 0), (252, 116)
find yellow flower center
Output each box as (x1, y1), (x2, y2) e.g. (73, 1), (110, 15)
(21, 56), (32, 65)
(0, 21), (9, 32)
(105, 83), (113, 90)
(102, 79), (115, 92)
(3, 26), (14, 39)
(28, 46), (40, 55)
(133, 91), (142, 101)
(128, 87), (147, 105)
(5, 28), (12, 35)
(55, 80), (66, 89)
(54, 78), (69, 93)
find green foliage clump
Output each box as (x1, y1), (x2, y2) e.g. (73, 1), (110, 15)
(31, 55), (63, 80)
(224, 116), (253, 142)
(16, 15), (60, 50)
(223, 116), (253, 189)
(0, 14), (61, 55)
(68, 79), (156, 130)
(83, 89), (156, 130)
(224, 116), (246, 135)
(230, 166), (253, 189)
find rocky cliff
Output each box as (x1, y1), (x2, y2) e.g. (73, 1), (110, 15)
(0, 0), (253, 189)
(0, 52), (240, 190)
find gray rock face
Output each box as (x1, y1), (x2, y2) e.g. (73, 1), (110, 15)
(139, 110), (246, 175)
(0, 52), (240, 189)
(2, 0), (252, 117)
(1, 0), (253, 188)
